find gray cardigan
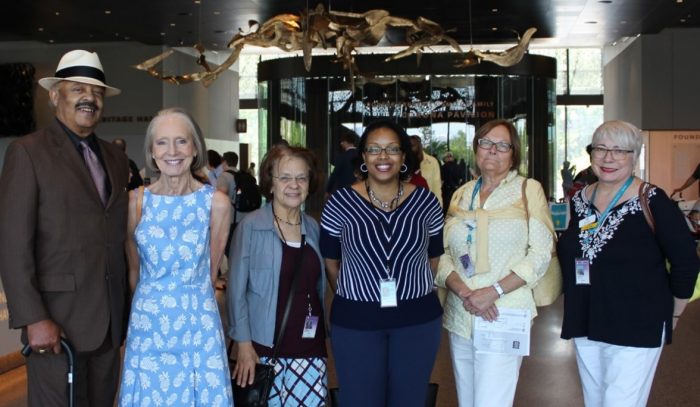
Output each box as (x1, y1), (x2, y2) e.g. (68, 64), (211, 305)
(226, 203), (326, 347)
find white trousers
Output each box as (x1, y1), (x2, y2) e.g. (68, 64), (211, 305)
(574, 336), (664, 407)
(449, 332), (523, 407)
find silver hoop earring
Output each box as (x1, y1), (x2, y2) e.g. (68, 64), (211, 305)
(360, 163), (368, 173)
(400, 164), (408, 173)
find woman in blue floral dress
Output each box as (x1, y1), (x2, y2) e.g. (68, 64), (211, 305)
(119, 108), (233, 406)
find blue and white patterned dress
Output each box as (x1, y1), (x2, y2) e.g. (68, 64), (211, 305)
(119, 185), (233, 406)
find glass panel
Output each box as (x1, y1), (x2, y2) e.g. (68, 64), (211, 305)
(238, 55), (259, 99)
(568, 48), (602, 95)
(553, 105), (604, 200)
(532, 49), (568, 95)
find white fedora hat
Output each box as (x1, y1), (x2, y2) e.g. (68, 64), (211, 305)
(38, 49), (121, 96)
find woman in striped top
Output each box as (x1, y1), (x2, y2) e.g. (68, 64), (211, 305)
(321, 119), (444, 407)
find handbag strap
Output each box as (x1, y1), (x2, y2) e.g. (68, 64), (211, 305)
(638, 181), (656, 234)
(135, 185), (144, 222)
(270, 234), (306, 361)
(521, 179), (529, 221)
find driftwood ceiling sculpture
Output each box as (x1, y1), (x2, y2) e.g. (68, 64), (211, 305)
(134, 4), (536, 88)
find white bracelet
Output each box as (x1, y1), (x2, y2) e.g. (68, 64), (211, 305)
(492, 282), (505, 298)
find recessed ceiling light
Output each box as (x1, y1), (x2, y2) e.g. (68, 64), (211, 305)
(491, 27), (498, 31)
(114, 33), (119, 36)
(160, 32), (166, 36)
(170, 23), (176, 27)
(124, 36), (130, 40)
(105, 10), (111, 15)
(38, 27), (44, 32)
(213, 11), (221, 15)
(55, 12), (60, 16)
(681, 18), (687, 22)
(194, 0), (201, 3)
(491, 8), (498, 12)
(677, 0), (684, 3)
(49, 39), (54, 43)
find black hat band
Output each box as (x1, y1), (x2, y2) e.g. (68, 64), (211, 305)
(55, 66), (106, 84)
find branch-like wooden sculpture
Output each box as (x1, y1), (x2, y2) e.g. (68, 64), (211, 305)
(456, 28), (537, 67)
(134, 4), (536, 87)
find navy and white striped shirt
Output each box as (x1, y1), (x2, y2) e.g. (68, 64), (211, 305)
(321, 186), (444, 302)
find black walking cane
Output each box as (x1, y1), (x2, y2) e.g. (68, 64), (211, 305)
(22, 338), (76, 407)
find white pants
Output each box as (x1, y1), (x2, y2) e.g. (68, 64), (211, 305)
(449, 332), (523, 407)
(574, 336), (664, 407)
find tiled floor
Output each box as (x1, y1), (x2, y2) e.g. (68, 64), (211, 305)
(2, 295), (699, 406)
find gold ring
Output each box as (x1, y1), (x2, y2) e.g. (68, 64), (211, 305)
(38, 348), (47, 354)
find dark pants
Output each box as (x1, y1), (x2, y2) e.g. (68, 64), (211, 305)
(27, 333), (120, 407)
(331, 316), (442, 407)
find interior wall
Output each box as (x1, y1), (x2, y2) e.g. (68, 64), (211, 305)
(604, 27), (700, 130)
(161, 50), (240, 158)
(647, 130), (700, 200)
(603, 38), (643, 127)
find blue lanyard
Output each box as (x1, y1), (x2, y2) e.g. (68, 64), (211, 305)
(465, 178), (483, 246)
(469, 178), (482, 211)
(588, 176), (634, 235)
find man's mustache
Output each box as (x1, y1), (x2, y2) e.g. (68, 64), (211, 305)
(75, 101), (99, 111)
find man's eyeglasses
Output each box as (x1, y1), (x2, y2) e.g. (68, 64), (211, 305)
(590, 147), (633, 160)
(365, 145), (402, 155)
(477, 138), (513, 153)
(272, 175), (309, 184)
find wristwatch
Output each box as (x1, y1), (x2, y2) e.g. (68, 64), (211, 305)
(492, 282), (505, 298)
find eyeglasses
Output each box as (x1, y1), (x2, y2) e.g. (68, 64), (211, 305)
(272, 175), (309, 184)
(365, 145), (402, 155)
(477, 138), (513, 153)
(590, 146), (633, 160)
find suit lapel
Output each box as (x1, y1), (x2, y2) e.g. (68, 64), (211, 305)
(98, 138), (121, 208)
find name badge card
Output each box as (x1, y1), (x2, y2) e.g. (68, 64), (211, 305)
(579, 214), (596, 230)
(459, 253), (476, 278)
(575, 258), (590, 285)
(302, 316), (319, 338)
(380, 278), (398, 308)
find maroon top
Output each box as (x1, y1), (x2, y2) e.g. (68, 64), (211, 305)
(254, 242), (327, 358)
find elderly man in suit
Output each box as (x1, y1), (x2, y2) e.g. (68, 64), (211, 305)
(0, 50), (129, 406)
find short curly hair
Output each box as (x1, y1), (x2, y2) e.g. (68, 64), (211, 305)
(258, 145), (322, 200)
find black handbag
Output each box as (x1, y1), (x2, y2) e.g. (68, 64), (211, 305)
(231, 235), (306, 407)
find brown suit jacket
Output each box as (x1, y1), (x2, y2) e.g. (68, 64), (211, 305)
(0, 119), (129, 352)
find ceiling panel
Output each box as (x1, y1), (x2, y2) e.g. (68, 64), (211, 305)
(1, 0), (699, 49)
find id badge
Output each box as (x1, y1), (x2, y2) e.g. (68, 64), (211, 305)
(575, 258), (591, 285)
(302, 316), (319, 338)
(379, 279), (398, 308)
(459, 253), (476, 278)
(579, 214), (597, 231)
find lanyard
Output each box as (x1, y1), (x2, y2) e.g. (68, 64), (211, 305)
(469, 178), (482, 211)
(587, 176), (634, 235)
(465, 178), (483, 246)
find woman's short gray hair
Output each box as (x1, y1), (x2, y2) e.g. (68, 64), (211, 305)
(591, 120), (642, 163)
(143, 107), (207, 173)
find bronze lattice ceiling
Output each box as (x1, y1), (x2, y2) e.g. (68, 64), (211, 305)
(2, 0), (700, 48)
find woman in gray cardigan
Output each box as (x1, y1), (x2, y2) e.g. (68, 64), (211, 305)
(227, 145), (327, 406)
